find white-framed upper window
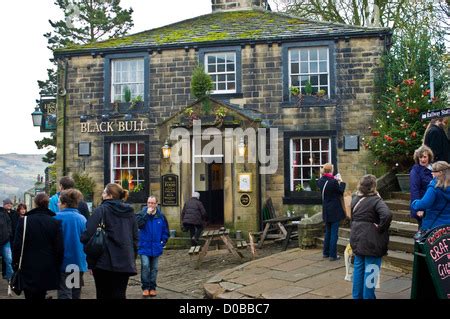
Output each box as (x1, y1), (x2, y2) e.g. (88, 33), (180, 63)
(289, 47), (329, 97)
(205, 52), (236, 93)
(290, 137), (331, 191)
(111, 59), (144, 102)
(111, 142), (145, 192)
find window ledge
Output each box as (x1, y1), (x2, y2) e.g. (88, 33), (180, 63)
(282, 97), (337, 108)
(211, 93), (243, 100)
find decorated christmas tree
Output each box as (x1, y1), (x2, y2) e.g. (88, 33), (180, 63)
(365, 75), (445, 172)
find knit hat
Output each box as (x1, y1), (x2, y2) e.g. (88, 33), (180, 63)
(3, 198), (12, 205)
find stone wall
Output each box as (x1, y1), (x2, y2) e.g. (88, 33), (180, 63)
(56, 36), (386, 230)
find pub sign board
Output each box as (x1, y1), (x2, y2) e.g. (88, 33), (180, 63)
(424, 225), (450, 299)
(161, 174), (178, 206)
(40, 96), (57, 132)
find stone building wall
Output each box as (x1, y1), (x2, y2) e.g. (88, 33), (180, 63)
(57, 36), (386, 228)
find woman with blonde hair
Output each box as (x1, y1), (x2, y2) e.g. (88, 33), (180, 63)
(81, 183), (138, 299)
(317, 163), (346, 261)
(409, 145), (433, 227)
(411, 161), (450, 230)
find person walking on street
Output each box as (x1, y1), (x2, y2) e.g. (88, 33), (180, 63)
(317, 163), (346, 261)
(350, 175), (392, 299)
(409, 146), (433, 228)
(12, 193), (64, 300)
(411, 161), (450, 230)
(0, 198), (16, 288)
(49, 176), (90, 220)
(181, 192), (208, 246)
(81, 183), (138, 299)
(54, 189), (88, 299)
(136, 196), (169, 298)
(424, 118), (449, 163)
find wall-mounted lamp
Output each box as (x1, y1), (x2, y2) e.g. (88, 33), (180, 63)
(238, 137), (246, 157)
(161, 139), (172, 159)
(31, 106), (43, 127)
(124, 113), (133, 121)
(101, 114), (110, 121)
(80, 115), (88, 122)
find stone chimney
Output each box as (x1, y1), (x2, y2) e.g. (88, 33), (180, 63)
(211, 0), (270, 12)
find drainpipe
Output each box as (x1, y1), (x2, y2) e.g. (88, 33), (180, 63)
(62, 59), (68, 176)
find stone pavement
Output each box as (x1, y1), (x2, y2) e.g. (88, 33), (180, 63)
(0, 243), (412, 300)
(0, 240), (285, 299)
(203, 248), (412, 299)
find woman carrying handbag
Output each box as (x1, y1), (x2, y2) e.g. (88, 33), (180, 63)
(12, 193), (64, 300)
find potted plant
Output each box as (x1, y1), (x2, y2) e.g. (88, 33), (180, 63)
(190, 64), (213, 114)
(73, 172), (95, 202)
(129, 95), (144, 111)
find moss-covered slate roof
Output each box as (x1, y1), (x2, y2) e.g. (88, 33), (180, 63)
(55, 8), (390, 56)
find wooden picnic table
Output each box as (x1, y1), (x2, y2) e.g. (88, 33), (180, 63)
(193, 228), (244, 269)
(258, 215), (302, 248)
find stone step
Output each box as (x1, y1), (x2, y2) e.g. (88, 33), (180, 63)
(391, 210), (418, 224)
(389, 192), (411, 201)
(338, 228), (414, 253)
(316, 237), (413, 273)
(339, 221), (418, 238)
(389, 221), (418, 237)
(385, 199), (410, 211)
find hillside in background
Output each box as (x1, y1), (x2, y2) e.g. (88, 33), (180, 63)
(0, 154), (48, 202)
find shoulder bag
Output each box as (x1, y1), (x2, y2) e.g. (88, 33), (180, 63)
(10, 216), (27, 296)
(84, 209), (107, 260)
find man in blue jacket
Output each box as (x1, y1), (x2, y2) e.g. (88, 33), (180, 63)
(136, 196), (169, 297)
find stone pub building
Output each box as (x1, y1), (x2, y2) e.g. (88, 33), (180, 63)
(53, 0), (391, 234)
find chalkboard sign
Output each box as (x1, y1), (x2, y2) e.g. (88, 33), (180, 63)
(423, 225), (450, 299)
(161, 174), (178, 206)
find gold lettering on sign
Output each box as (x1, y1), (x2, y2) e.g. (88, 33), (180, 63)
(81, 120), (147, 133)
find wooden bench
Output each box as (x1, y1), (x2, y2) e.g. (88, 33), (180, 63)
(236, 240), (248, 249)
(188, 245), (202, 255)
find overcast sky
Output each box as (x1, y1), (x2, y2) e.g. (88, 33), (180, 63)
(0, 0), (278, 155)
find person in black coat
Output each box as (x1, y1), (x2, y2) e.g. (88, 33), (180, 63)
(424, 117), (450, 163)
(317, 163), (346, 261)
(181, 192), (208, 246)
(81, 183), (138, 299)
(12, 193), (64, 300)
(350, 174), (392, 299)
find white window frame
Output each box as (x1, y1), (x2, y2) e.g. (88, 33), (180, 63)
(111, 58), (145, 103)
(290, 137), (331, 191)
(289, 47), (330, 98)
(204, 52), (237, 94)
(110, 141), (145, 191)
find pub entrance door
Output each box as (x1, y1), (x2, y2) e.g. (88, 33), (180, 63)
(192, 137), (224, 226)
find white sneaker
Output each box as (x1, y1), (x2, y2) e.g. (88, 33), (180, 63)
(7, 284), (12, 297)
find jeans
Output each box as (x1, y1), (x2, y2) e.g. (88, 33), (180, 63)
(140, 255), (159, 290)
(352, 255), (382, 299)
(1, 242), (13, 281)
(323, 221), (339, 258)
(58, 272), (84, 299)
